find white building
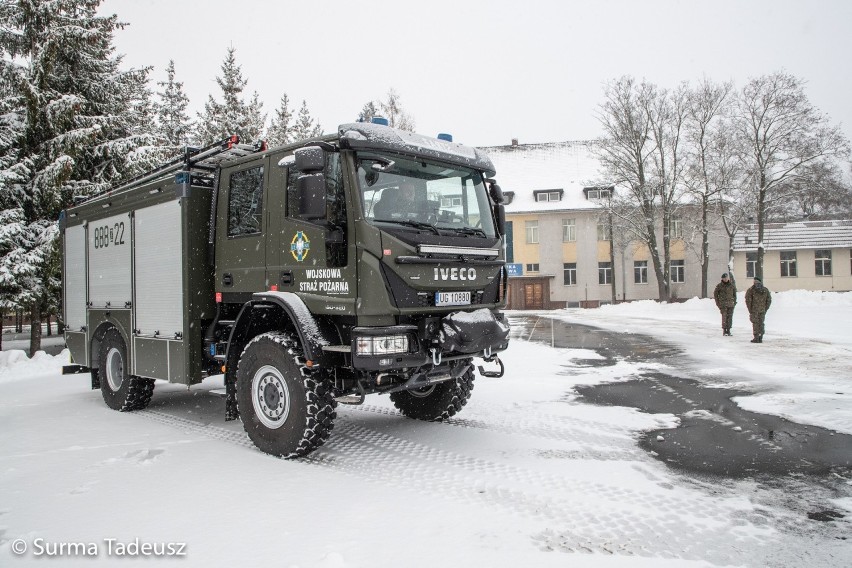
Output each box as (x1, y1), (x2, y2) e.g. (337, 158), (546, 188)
(732, 220), (852, 292)
(481, 140), (730, 309)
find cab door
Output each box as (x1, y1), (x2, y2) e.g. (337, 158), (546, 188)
(215, 159), (268, 298)
(266, 151), (357, 316)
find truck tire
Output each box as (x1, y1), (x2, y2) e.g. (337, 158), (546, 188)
(390, 362), (475, 421)
(99, 328), (155, 411)
(236, 332), (337, 458)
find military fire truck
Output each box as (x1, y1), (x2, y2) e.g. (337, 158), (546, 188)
(61, 119), (510, 458)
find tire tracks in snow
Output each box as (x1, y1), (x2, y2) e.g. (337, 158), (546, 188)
(345, 403), (648, 463)
(133, 407), (776, 563)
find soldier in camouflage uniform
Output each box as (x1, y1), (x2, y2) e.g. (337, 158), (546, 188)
(713, 273), (737, 336)
(745, 276), (772, 343)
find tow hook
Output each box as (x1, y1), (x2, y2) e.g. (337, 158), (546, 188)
(477, 355), (504, 378)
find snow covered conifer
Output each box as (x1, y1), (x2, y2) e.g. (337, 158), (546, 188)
(379, 89), (415, 131)
(267, 94), (294, 147)
(357, 101), (378, 123)
(0, 0), (158, 351)
(195, 47), (266, 145)
(357, 90), (415, 131)
(290, 99), (323, 142)
(155, 60), (193, 149)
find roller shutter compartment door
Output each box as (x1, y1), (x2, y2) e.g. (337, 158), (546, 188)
(134, 201), (184, 337)
(88, 213), (132, 308)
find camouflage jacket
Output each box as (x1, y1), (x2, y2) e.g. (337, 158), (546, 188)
(713, 280), (737, 309)
(745, 285), (772, 314)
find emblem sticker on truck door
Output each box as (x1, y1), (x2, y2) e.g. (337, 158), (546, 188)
(290, 231), (310, 262)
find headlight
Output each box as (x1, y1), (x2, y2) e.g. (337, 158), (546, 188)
(355, 335), (410, 356)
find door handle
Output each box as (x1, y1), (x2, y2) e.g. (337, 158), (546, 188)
(280, 271), (293, 285)
(223, 273), (233, 287)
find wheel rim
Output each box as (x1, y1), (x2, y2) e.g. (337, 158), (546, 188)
(105, 347), (124, 391)
(409, 384), (437, 398)
(252, 365), (291, 429)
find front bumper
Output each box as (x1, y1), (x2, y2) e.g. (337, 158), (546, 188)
(350, 308), (510, 372)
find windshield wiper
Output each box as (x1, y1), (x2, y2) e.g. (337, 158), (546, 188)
(444, 226), (487, 237)
(375, 218), (441, 235)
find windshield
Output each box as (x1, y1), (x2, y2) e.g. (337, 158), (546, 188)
(357, 152), (496, 238)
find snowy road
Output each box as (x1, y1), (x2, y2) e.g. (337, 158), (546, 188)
(2, 305), (851, 566)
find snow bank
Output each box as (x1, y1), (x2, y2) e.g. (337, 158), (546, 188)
(590, 290), (852, 347)
(0, 348), (71, 383)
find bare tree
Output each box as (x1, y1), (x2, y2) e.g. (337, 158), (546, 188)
(776, 160), (852, 221)
(379, 88), (416, 131)
(594, 77), (688, 301)
(684, 78), (734, 297)
(733, 71), (850, 279)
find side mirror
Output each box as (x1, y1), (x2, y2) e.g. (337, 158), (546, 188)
(298, 173), (326, 220)
(294, 146), (324, 172)
(486, 179), (505, 204)
(495, 204), (505, 236)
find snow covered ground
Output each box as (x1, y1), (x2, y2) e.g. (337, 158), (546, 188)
(0, 291), (850, 567)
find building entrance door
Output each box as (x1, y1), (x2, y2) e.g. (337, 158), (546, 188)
(524, 282), (544, 309)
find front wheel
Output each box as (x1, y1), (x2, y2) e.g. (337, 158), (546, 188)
(236, 332), (337, 458)
(390, 361), (475, 421)
(98, 328), (154, 411)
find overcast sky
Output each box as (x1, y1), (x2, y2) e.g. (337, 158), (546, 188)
(100, 0), (852, 149)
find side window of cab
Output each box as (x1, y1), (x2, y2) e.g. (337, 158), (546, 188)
(227, 166), (264, 237)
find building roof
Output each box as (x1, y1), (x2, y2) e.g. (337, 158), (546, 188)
(479, 141), (608, 214)
(732, 220), (852, 251)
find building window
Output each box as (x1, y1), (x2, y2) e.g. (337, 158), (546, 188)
(502, 191), (514, 205)
(780, 251), (797, 277)
(815, 249), (832, 276)
(671, 259), (685, 283)
(669, 218), (683, 240)
(598, 262), (612, 284)
(563, 263), (577, 286)
(634, 260), (648, 284)
(534, 190), (562, 202)
(585, 187), (612, 200)
(525, 220), (539, 244)
(597, 223), (610, 241)
(440, 196), (462, 207)
(526, 263), (540, 273)
(746, 252), (757, 278)
(228, 166), (264, 237)
(562, 219), (576, 242)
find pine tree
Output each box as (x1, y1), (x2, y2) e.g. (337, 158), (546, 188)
(267, 94), (294, 147)
(195, 47), (266, 145)
(290, 99), (323, 142)
(0, 0), (159, 351)
(357, 89), (415, 130)
(379, 88), (415, 131)
(155, 60), (192, 149)
(357, 101), (378, 123)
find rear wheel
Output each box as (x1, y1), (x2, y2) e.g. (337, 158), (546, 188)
(98, 328), (154, 411)
(236, 332), (337, 458)
(390, 361), (475, 421)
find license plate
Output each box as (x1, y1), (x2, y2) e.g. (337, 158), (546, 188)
(435, 291), (471, 307)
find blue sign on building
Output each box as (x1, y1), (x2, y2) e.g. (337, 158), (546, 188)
(506, 263), (523, 277)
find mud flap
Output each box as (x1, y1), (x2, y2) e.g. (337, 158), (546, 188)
(225, 374), (239, 421)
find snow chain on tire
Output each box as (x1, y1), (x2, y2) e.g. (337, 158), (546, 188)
(390, 362), (476, 421)
(237, 332), (337, 458)
(99, 327), (155, 412)
(119, 377), (155, 412)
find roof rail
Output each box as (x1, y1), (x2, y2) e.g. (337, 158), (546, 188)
(76, 135), (262, 206)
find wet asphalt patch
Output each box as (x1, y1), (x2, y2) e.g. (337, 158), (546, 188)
(576, 374), (852, 478)
(512, 315), (852, 479)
